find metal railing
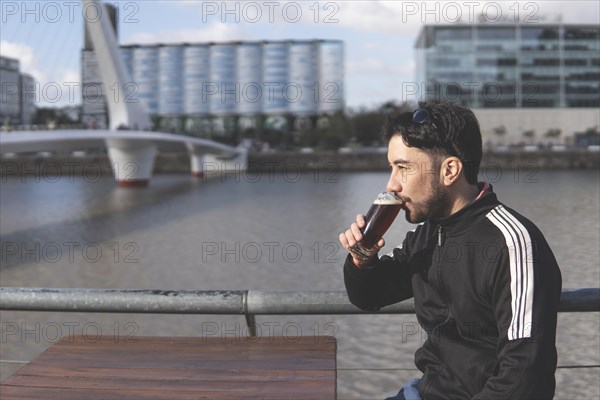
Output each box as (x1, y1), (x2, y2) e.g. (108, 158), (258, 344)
(1, 287), (598, 336)
(2, 286), (598, 399)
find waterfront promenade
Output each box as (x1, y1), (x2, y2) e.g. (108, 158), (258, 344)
(1, 148), (598, 179)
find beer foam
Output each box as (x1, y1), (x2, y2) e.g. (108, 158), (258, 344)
(373, 198), (404, 205)
(374, 192), (403, 205)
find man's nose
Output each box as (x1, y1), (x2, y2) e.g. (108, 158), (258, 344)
(386, 174), (401, 193)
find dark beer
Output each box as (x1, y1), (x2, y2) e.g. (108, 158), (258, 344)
(351, 192), (403, 260)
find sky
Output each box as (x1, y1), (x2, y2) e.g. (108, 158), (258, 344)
(1, 0), (599, 109)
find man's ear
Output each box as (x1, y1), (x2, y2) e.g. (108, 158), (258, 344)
(440, 157), (463, 186)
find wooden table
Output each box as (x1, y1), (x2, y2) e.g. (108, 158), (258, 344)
(1, 335), (336, 399)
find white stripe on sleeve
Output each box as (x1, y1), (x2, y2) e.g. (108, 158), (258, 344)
(487, 205), (535, 340)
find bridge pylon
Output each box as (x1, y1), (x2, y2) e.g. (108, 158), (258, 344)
(106, 139), (157, 187)
(189, 153), (205, 178)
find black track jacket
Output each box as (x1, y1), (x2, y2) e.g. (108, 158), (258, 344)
(344, 183), (562, 399)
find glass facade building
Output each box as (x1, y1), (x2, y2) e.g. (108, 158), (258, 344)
(158, 45), (184, 116)
(82, 38), (344, 134)
(415, 24), (599, 108)
(183, 44), (210, 116)
(236, 43), (263, 115)
(132, 46), (160, 116)
(289, 41), (318, 115)
(318, 40), (345, 114)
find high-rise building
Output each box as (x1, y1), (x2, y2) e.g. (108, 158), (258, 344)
(0, 56), (37, 127)
(415, 24), (599, 144)
(20, 73), (36, 125)
(0, 56), (21, 125)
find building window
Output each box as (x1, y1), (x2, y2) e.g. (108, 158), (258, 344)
(564, 28), (600, 40)
(435, 58), (461, 67)
(477, 45), (503, 51)
(434, 28), (472, 42)
(477, 28), (515, 40)
(498, 58), (517, 66)
(521, 28), (559, 40)
(477, 59), (497, 67)
(565, 59), (588, 66)
(534, 58), (560, 66)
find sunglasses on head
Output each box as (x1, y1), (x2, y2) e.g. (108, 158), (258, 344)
(412, 108), (437, 129)
(413, 109), (465, 162)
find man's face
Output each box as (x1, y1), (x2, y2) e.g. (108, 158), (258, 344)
(385, 135), (450, 223)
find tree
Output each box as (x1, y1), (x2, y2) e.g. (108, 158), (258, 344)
(493, 125), (507, 137)
(300, 111), (352, 150)
(351, 110), (386, 146)
(522, 129), (536, 143)
(33, 108), (75, 126)
(350, 101), (412, 146)
(492, 125), (507, 144)
(544, 128), (562, 144)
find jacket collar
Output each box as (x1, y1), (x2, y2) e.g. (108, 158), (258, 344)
(431, 182), (500, 233)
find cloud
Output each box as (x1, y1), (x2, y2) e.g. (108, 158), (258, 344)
(332, 1), (600, 34)
(347, 58), (390, 76)
(0, 41), (46, 83)
(61, 68), (79, 84)
(349, 39), (414, 78)
(1, 42), (85, 107)
(59, 68), (81, 105)
(123, 23), (246, 45)
(346, 57), (417, 107)
(335, 1), (422, 35)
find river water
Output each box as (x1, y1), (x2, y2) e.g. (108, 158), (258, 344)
(1, 169), (599, 399)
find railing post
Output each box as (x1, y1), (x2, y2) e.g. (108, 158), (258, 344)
(242, 290), (257, 337)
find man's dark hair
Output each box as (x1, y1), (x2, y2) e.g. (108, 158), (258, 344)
(381, 101), (482, 184)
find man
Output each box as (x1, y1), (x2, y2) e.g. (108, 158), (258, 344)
(339, 101), (562, 399)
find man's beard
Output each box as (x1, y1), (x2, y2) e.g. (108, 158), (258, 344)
(404, 177), (450, 223)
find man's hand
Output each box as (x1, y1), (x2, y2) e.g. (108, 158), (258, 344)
(339, 214), (385, 268)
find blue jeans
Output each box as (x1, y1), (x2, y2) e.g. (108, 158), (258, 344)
(384, 378), (422, 400)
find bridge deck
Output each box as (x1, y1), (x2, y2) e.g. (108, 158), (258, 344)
(0, 335), (337, 399)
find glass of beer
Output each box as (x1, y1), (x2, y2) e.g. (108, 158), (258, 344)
(350, 191), (404, 261)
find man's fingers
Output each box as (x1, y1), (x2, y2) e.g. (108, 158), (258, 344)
(340, 230), (354, 250)
(350, 223), (363, 242)
(339, 224), (364, 250)
(338, 232), (346, 245)
(338, 215), (369, 258)
(356, 214), (366, 229)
